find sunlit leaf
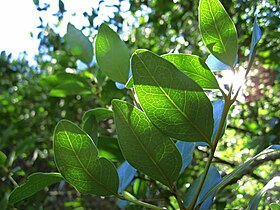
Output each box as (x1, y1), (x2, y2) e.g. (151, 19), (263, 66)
(95, 23), (130, 83)
(270, 203), (280, 210)
(65, 23), (93, 65)
(9, 173), (63, 204)
(112, 99), (182, 188)
(199, 145), (280, 204)
(199, 0), (238, 67)
(54, 120), (119, 196)
(162, 54), (219, 89)
(132, 50), (213, 144)
(118, 161), (137, 193)
(0, 151), (7, 166)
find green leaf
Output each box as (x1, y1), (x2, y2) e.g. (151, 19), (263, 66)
(199, 0), (238, 67)
(95, 23), (130, 83)
(54, 120), (119, 196)
(125, 76), (134, 89)
(132, 50), (213, 144)
(112, 100), (182, 188)
(65, 23), (93, 64)
(270, 203), (280, 210)
(0, 150), (7, 166)
(199, 145), (280, 205)
(247, 176), (280, 210)
(97, 137), (124, 162)
(162, 54), (219, 89)
(49, 81), (92, 97)
(82, 108), (113, 122)
(249, 16), (262, 64)
(9, 173), (63, 204)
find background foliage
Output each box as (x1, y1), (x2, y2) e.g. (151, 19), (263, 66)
(0, 0), (279, 209)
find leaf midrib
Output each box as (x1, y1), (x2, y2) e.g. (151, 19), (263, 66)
(115, 104), (173, 188)
(206, 0), (230, 64)
(136, 54), (210, 143)
(59, 123), (116, 195)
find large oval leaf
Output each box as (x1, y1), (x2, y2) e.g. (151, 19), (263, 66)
(112, 100), (182, 188)
(162, 54), (219, 89)
(132, 50), (213, 144)
(9, 173), (63, 204)
(54, 120), (119, 196)
(64, 23), (93, 65)
(199, 0), (238, 67)
(95, 23), (130, 83)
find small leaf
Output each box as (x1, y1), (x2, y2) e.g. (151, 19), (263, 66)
(199, 145), (280, 204)
(65, 23), (93, 64)
(199, 0), (238, 67)
(49, 81), (91, 97)
(54, 120), (119, 196)
(125, 76), (134, 89)
(205, 54), (231, 71)
(97, 137), (124, 162)
(248, 176), (280, 210)
(270, 203), (280, 210)
(112, 100), (182, 188)
(133, 179), (148, 197)
(0, 151), (7, 166)
(9, 173), (63, 204)
(95, 23), (130, 83)
(184, 166), (221, 210)
(118, 161), (137, 193)
(82, 108), (113, 122)
(132, 50), (213, 144)
(176, 142), (195, 174)
(162, 54), (219, 89)
(249, 16), (262, 64)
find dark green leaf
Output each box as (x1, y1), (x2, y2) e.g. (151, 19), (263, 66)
(248, 176), (280, 210)
(199, 0), (238, 67)
(199, 145), (280, 204)
(97, 137), (124, 162)
(65, 23), (93, 64)
(9, 173), (63, 204)
(249, 17), (262, 64)
(82, 108), (113, 122)
(162, 54), (219, 89)
(132, 50), (213, 144)
(0, 151), (7, 166)
(95, 23), (130, 83)
(112, 99), (182, 188)
(54, 120), (119, 196)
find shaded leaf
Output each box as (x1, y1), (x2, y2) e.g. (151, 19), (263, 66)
(97, 137), (124, 162)
(82, 108), (113, 122)
(0, 150), (7, 166)
(184, 166), (221, 210)
(9, 173), (63, 204)
(162, 54), (219, 89)
(248, 176), (280, 210)
(54, 120), (119, 196)
(199, 0), (238, 67)
(199, 145), (280, 204)
(118, 161), (137, 193)
(95, 23), (130, 83)
(65, 23), (93, 64)
(49, 81), (91, 97)
(132, 50), (213, 144)
(176, 142), (195, 174)
(112, 100), (182, 188)
(249, 16), (262, 64)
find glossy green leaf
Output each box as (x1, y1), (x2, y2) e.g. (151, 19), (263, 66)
(248, 176), (280, 210)
(95, 23), (130, 83)
(65, 23), (93, 64)
(112, 99), (182, 188)
(162, 54), (219, 89)
(0, 150), (7, 166)
(54, 120), (119, 196)
(199, 0), (238, 67)
(199, 145), (280, 205)
(9, 173), (63, 204)
(132, 50), (213, 144)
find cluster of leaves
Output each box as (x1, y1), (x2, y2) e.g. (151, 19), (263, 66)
(3, 0), (280, 209)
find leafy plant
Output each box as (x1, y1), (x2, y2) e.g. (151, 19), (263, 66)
(8, 0), (279, 209)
